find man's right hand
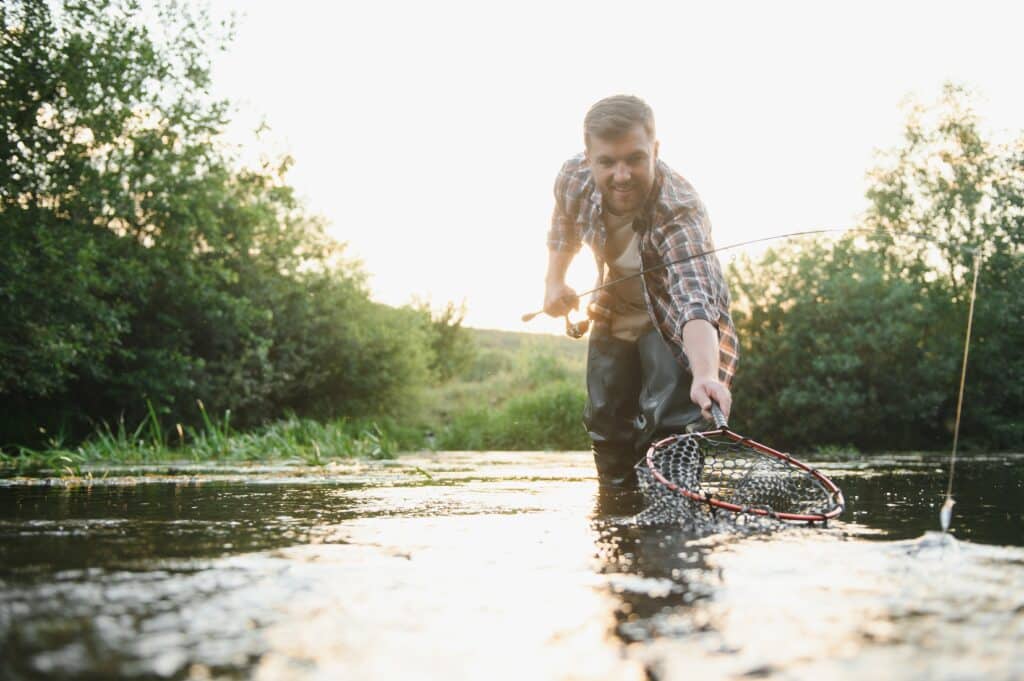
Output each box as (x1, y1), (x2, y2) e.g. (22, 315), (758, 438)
(543, 282), (579, 318)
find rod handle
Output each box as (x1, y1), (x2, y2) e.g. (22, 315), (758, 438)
(521, 310), (542, 323)
(522, 293), (577, 324)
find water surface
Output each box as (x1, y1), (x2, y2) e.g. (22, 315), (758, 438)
(1, 452), (1022, 680)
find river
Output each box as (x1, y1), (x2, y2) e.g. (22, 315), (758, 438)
(1, 452), (1022, 680)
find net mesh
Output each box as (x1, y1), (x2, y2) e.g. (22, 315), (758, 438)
(634, 431), (841, 529)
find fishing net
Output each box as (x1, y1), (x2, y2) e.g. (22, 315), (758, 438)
(634, 413), (845, 529)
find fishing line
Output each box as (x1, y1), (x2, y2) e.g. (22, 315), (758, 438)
(941, 251), (983, 533)
(521, 223), (987, 533)
(521, 225), (948, 323)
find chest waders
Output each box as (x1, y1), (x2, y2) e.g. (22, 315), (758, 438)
(582, 242), (702, 490)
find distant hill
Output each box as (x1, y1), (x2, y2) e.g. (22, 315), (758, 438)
(466, 327), (587, 367)
(416, 327), (587, 429)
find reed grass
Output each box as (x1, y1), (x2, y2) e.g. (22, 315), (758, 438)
(0, 402), (424, 476)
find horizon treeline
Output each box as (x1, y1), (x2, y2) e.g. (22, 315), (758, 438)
(2, 1), (1021, 454)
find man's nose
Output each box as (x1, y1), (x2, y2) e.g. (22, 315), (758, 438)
(612, 162), (631, 183)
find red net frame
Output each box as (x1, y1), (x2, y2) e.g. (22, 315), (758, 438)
(641, 426), (846, 524)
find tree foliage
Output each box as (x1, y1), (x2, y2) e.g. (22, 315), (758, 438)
(731, 85), (1024, 451)
(1, 0), (438, 446)
(412, 300), (477, 382)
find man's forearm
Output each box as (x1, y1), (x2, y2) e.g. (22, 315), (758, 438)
(543, 249), (580, 317)
(682, 319), (720, 381)
(684, 318), (731, 418)
(545, 249), (574, 286)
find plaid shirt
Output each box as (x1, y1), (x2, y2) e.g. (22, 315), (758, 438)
(548, 153), (739, 385)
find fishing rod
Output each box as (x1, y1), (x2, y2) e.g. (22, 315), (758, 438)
(521, 225), (901, 325)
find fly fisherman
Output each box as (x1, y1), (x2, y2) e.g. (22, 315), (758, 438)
(543, 95), (739, 490)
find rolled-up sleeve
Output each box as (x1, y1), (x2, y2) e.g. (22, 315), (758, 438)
(547, 161), (583, 254)
(640, 165), (740, 385)
(656, 204), (724, 334)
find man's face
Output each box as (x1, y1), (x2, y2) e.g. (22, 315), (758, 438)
(585, 124), (659, 217)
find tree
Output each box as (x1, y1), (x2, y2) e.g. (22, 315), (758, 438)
(729, 237), (954, 450)
(1, 0), (434, 446)
(863, 84), (1024, 449)
(730, 85), (1024, 451)
(411, 300), (477, 382)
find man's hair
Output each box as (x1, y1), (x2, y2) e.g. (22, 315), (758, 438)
(584, 95), (656, 148)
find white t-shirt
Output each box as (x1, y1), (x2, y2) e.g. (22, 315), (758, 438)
(603, 211), (653, 342)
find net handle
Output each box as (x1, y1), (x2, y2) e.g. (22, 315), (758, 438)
(710, 400), (728, 429)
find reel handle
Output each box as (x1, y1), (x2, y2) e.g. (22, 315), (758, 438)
(710, 400), (729, 429)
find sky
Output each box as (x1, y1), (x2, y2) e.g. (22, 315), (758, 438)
(204, 0), (1024, 334)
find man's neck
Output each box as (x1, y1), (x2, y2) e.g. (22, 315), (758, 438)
(602, 205), (637, 232)
(603, 204), (633, 219)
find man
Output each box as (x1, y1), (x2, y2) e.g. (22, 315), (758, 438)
(544, 95), (739, 489)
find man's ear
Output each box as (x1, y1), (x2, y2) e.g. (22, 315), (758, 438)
(653, 140), (660, 161)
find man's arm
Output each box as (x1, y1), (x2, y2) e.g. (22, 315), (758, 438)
(651, 199), (735, 420)
(545, 158), (584, 318)
(543, 249), (578, 317)
(683, 318), (732, 420)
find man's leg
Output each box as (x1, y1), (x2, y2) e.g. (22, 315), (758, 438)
(634, 328), (703, 455)
(583, 329), (642, 489)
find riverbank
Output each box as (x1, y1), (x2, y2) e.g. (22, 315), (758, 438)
(0, 414), (420, 477)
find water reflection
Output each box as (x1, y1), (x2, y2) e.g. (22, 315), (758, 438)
(0, 482), (361, 573)
(591, 489), (719, 649)
(588, 472), (1024, 680)
(834, 456), (1024, 544)
(0, 452), (1022, 680)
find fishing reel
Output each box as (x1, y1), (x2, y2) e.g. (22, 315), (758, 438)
(520, 294), (593, 339)
(564, 313), (591, 339)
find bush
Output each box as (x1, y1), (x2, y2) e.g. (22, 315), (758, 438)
(437, 382), (589, 451)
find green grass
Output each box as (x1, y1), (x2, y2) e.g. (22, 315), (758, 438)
(1, 328), (591, 475)
(0, 404), (424, 476)
(417, 329), (590, 450)
(419, 329), (586, 422)
(436, 381), (589, 451)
